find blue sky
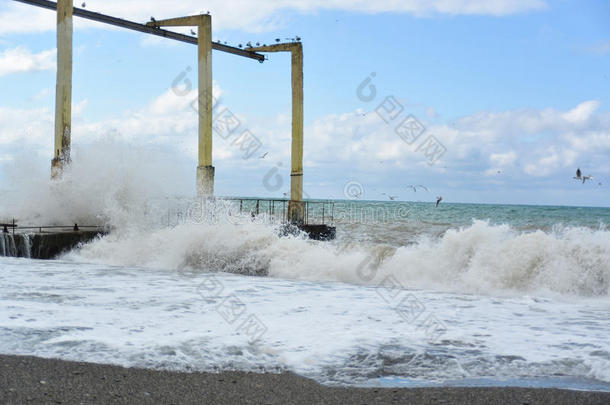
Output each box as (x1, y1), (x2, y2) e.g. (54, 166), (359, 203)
(0, 0), (609, 207)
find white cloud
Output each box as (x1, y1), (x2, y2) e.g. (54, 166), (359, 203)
(2, 88), (608, 201)
(0, 106), (53, 162)
(0, 46), (56, 77)
(0, 0), (548, 35)
(584, 41), (610, 55)
(489, 151), (517, 166)
(563, 100), (600, 123)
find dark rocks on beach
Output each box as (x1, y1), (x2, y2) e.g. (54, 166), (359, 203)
(1, 355), (609, 405)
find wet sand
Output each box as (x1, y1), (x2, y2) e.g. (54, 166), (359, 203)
(1, 354), (609, 404)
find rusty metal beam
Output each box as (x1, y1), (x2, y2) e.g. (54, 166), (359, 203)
(11, 0), (265, 62)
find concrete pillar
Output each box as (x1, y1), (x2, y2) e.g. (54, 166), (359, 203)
(147, 15), (214, 197)
(196, 15), (214, 197)
(288, 43), (304, 224)
(248, 43), (305, 224)
(51, 0), (73, 178)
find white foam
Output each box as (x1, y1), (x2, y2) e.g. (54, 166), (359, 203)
(66, 219), (610, 298)
(1, 257), (609, 388)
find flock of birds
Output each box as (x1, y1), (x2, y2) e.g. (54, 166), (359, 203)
(378, 187), (443, 206)
(150, 9), (302, 49)
(214, 36), (301, 49)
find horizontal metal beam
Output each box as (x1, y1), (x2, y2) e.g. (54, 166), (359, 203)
(11, 0), (265, 62)
(248, 43), (301, 53)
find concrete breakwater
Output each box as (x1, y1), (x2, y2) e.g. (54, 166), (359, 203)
(0, 230), (104, 260)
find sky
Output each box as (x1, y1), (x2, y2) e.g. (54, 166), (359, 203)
(0, 0), (609, 207)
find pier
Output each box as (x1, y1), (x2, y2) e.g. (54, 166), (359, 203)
(11, 0), (326, 228)
(8, 0), (335, 244)
(1, 224), (104, 259)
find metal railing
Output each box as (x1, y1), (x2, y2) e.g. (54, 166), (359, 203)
(142, 197), (335, 227)
(223, 198), (335, 225)
(1, 220), (103, 235)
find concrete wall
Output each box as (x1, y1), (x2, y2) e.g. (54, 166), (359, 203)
(0, 231), (104, 260)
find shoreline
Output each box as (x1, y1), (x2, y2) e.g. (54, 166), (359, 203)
(1, 355), (609, 404)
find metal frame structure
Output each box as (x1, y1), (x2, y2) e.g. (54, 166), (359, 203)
(11, 0), (307, 224)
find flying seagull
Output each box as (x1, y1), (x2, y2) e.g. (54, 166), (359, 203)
(435, 196), (443, 207)
(574, 168), (593, 184)
(388, 196), (397, 201)
(259, 152), (268, 159)
(407, 185), (428, 192)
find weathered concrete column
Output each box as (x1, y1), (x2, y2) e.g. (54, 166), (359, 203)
(197, 16), (214, 196)
(288, 43), (304, 224)
(147, 15), (214, 197)
(51, 0), (73, 178)
(249, 43), (305, 224)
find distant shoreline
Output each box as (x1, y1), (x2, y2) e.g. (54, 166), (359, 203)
(1, 354), (608, 404)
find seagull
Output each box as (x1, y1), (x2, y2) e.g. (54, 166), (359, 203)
(574, 168), (593, 184)
(388, 196), (397, 201)
(246, 41), (252, 48)
(407, 185), (427, 192)
(275, 38), (280, 43)
(238, 44), (242, 48)
(190, 29), (196, 36)
(150, 17), (156, 23)
(283, 192), (289, 198)
(256, 42), (260, 46)
(259, 152), (268, 159)
(81, 2), (86, 8)
(435, 196), (443, 207)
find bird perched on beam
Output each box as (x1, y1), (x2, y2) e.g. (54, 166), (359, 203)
(190, 29), (196, 36)
(81, 2), (86, 8)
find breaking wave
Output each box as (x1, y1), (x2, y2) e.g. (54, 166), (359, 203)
(2, 140), (609, 298)
(67, 218), (610, 298)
